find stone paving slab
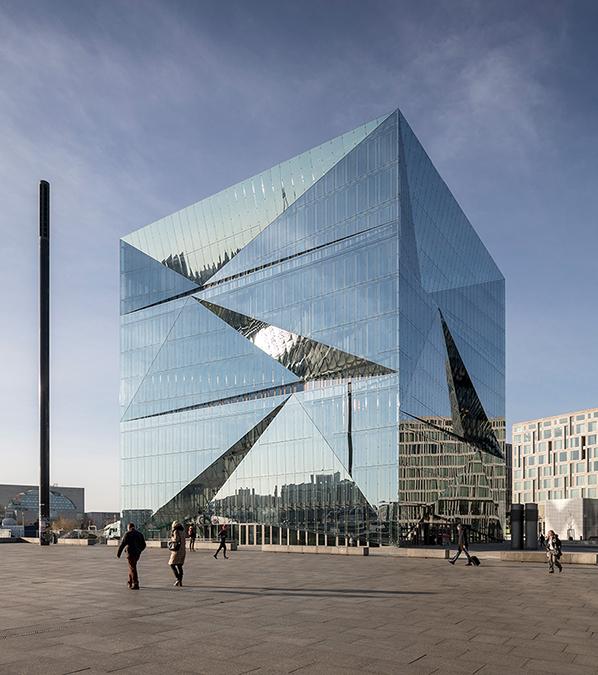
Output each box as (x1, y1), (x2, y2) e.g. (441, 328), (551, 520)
(0, 545), (597, 673)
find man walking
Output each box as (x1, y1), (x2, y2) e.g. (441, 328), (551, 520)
(117, 522), (146, 590)
(188, 522), (197, 551)
(214, 524), (229, 560)
(448, 523), (473, 566)
(546, 529), (563, 574)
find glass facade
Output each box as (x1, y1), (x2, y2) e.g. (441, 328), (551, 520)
(121, 108), (506, 544)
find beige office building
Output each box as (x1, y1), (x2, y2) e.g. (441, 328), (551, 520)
(512, 407), (598, 539)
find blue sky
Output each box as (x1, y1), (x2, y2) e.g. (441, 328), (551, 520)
(1, 1), (596, 510)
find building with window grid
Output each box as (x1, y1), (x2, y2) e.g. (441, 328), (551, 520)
(512, 408), (598, 540)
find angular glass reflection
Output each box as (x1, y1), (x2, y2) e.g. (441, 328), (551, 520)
(198, 298), (394, 381)
(440, 311), (503, 459)
(121, 394), (290, 514)
(120, 240), (199, 315)
(122, 296), (298, 421)
(147, 399), (288, 532)
(211, 395), (378, 540)
(123, 114), (391, 288)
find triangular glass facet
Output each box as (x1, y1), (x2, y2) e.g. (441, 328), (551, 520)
(120, 240), (199, 314)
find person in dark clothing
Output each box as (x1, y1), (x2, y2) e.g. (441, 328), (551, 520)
(117, 523), (146, 589)
(214, 524), (229, 559)
(546, 530), (563, 573)
(448, 523), (473, 566)
(187, 523), (197, 551)
(538, 532), (546, 549)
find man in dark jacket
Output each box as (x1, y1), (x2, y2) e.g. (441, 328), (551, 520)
(117, 523), (146, 589)
(448, 523), (473, 566)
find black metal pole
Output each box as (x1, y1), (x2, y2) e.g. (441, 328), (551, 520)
(39, 180), (50, 545)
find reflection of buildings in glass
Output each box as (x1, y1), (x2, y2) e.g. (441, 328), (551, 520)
(211, 471), (377, 539)
(120, 108), (506, 544)
(399, 416), (506, 542)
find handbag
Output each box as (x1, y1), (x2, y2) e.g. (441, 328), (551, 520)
(168, 539), (181, 552)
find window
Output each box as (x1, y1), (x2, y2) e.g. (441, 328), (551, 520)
(559, 417), (568, 424)
(543, 466), (552, 476)
(559, 464), (568, 475)
(575, 475), (586, 486)
(570, 488), (581, 498)
(588, 488), (597, 498)
(543, 420), (552, 427)
(514, 481), (523, 491)
(524, 432), (532, 442)
(525, 468), (535, 479)
(543, 479), (551, 489)
(576, 424), (586, 434)
(589, 475), (597, 486)
(588, 422), (596, 432)
(570, 437), (580, 448)
(514, 469), (523, 479)
(576, 462), (585, 473)
(513, 434), (522, 444)
(538, 454), (546, 465)
(538, 441), (547, 451)
(576, 414), (585, 421)
(559, 452), (567, 462)
(523, 444), (532, 455)
(528, 456), (536, 466)
(543, 430), (552, 439)
(553, 427), (563, 438)
(570, 450), (580, 461)
(588, 435), (597, 445)
(552, 490), (564, 499)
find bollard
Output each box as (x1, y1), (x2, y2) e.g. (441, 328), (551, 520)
(525, 503), (538, 550)
(510, 504), (524, 550)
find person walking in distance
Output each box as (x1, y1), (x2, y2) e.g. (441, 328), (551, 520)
(168, 521), (186, 586)
(448, 523), (473, 566)
(117, 522), (146, 590)
(188, 522), (196, 551)
(546, 529), (563, 574)
(214, 524), (229, 559)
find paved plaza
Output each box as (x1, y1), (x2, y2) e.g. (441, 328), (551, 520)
(0, 545), (597, 674)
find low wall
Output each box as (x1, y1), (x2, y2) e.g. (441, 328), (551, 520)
(108, 539), (238, 551)
(375, 547), (450, 559)
(58, 538), (98, 546)
(500, 550), (598, 565)
(261, 544), (368, 556)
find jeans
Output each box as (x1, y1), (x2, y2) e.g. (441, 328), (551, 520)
(548, 551), (562, 572)
(170, 564), (184, 581)
(127, 555), (140, 588)
(450, 545), (472, 564)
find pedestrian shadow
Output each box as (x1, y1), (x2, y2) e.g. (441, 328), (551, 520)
(138, 586), (433, 598)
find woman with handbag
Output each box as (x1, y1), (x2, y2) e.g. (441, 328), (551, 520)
(168, 521), (186, 586)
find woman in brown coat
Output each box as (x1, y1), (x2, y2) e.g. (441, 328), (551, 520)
(168, 521), (186, 586)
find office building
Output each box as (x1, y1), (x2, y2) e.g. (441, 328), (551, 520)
(512, 407), (598, 539)
(121, 108), (506, 544)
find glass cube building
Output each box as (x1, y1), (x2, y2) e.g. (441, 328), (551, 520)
(120, 108), (506, 545)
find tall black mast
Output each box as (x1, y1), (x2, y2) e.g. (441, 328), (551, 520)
(39, 180), (50, 545)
